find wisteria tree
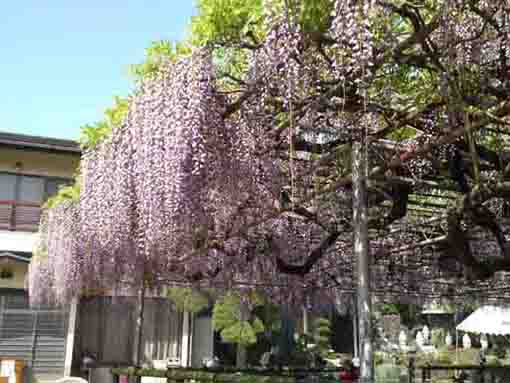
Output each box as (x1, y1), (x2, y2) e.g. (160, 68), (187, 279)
(29, 0), (510, 379)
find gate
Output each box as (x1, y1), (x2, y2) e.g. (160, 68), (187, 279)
(0, 290), (68, 382)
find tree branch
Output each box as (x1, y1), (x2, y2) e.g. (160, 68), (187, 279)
(276, 230), (340, 275)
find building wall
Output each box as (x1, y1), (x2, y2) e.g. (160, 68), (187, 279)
(0, 147), (78, 178)
(76, 296), (183, 366)
(191, 314), (214, 367)
(0, 260), (28, 289)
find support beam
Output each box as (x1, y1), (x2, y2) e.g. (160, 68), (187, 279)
(133, 285), (146, 367)
(352, 295), (359, 359)
(302, 306), (309, 336)
(352, 140), (374, 383)
(180, 312), (191, 367)
(64, 298), (78, 376)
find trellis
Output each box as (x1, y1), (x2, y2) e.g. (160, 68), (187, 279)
(27, 1), (510, 382)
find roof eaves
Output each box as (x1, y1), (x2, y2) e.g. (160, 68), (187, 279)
(0, 131), (81, 154)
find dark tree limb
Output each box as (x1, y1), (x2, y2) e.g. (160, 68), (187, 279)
(444, 182), (510, 280)
(275, 230), (340, 275)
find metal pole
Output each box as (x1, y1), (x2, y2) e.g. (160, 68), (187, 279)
(64, 297), (79, 376)
(133, 284), (146, 367)
(353, 295), (359, 359)
(352, 140), (374, 383)
(303, 306), (309, 336)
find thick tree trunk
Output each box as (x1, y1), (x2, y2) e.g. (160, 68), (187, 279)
(133, 284), (146, 367)
(352, 141), (374, 383)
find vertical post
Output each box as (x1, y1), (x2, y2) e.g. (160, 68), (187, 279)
(189, 314), (194, 367)
(10, 172), (22, 231)
(64, 297), (79, 376)
(0, 295), (5, 338)
(352, 295), (358, 359)
(407, 356), (415, 383)
(456, 330), (459, 363)
(31, 311), (39, 369)
(180, 312), (191, 367)
(352, 140), (373, 383)
(302, 306), (309, 335)
(236, 303), (249, 369)
(133, 284), (146, 367)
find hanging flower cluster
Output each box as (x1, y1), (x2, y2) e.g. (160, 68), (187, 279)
(28, 0), (510, 307)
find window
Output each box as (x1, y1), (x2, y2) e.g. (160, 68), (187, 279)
(0, 174), (16, 200)
(19, 176), (45, 203)
(0, 172), (72, 204)
(45, 178), (70, 199)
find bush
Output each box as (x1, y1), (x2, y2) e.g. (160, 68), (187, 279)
(435, 350), (452, 365)
(374, 351), (385, 366)
(375, 363), (404, 383)
(431, 328), (445, 348)
(486, 355), (501, 366)
(490, 345), (507, 359)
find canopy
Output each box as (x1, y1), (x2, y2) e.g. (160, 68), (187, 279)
(456, 306), (510, 335)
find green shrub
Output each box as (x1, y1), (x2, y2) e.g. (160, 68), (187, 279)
(490, 345), (507, 359)
(435, 350), (452, 365)
(431, 328), (445, 348)
(375, 363), (404, 383)
(457, 348), (480, 364)
(374, 351), (385, 366)
(486, 355), (501, 366)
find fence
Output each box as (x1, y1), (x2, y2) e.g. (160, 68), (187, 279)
(76, 296), (183, 366)
(110, 367), (343, 383)
(406, 359), (510, 383)
(0, 291), (68, 382)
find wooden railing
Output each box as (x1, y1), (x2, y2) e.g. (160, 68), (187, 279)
(0, 200), (41, 232)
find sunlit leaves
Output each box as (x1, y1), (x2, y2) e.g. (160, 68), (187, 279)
(212, 293), (265, 346)
(192, 0), (265, 46)
(129, 40), (192, 80)
(79, 97), (130, 150)
(44, 184), (81, 209)
(298, 0), (334, 35)
(167, 287), (211, 313)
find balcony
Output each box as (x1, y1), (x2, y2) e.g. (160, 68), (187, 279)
(0, 200), (41, 232)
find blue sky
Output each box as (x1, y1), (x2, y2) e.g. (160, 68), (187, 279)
(1, 1), (195, 140)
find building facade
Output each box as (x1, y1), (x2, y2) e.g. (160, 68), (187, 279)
(0, 132), (80, 382)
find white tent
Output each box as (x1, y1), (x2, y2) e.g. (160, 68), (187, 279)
(456, 306), (510, 335)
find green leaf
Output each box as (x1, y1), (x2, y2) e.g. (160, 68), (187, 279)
(220, 321), (257, 346)
(212, 293), (241, 331)
(252, 317), (265, 333)
(167, 288), (210, 313)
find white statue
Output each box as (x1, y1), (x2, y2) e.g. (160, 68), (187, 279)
(463, 333), (472, 349)
(416, 331), (424, 348)
(399, 330), (407, 349)
(445, 332), (453, 347)
(480, 334), (488, 350)
(422, 325), (430, 344)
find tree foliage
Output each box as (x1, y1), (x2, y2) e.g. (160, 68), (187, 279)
(166, 287), (211, 313)
(28, 0), (510, 307)
(212, 293), (265, 346)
